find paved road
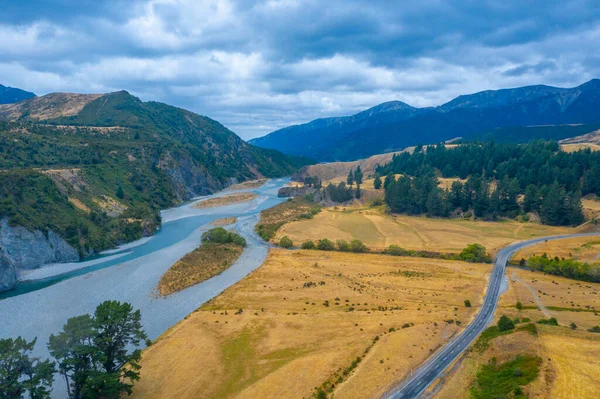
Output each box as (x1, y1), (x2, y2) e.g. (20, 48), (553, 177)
(386, 233), (600, 399)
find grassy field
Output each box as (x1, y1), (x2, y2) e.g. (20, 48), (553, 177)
(560, 143), (600, 152)
(275, 208), (574, 255)
(512, 236), (600, 265)
(193, 193), (258, 209)
(133, 249), (491, 399)
(158, 242), (244, 296)
(434, 259), (600, 399)
(256, 197), (320, 240)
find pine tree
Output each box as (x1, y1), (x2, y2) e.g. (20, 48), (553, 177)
(354, 166), (363, 185)
(373, 174), (382, 190)
(346, 170), (354, 187)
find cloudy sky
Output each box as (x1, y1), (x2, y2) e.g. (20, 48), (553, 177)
(1, 0), (599, 139)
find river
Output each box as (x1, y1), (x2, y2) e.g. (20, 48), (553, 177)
(0, 178), (289, 397)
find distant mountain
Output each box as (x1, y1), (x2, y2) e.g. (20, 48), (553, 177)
(0, 90), (311, 291)
(250, 79), (600, 161)
(0, 84), (35, 104)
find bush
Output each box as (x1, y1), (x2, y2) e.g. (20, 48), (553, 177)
(498, 315), (515, 332)
(337, 240), (350, 252)
(301, 240), (315, 249)
(349, 239), (368, 253)
(570, 322), (577, 330)
(279, 236), (293, 248)
(537, 317), (558, 326)
(464, 299), (472, 308)
(317, 238), (335, 251)
(385, 245), (407, 256)
(588, 326), (600, 333)
(202, 227), (246, 247)
(460, 243), (492, 263)
(516, 301), (523, 310)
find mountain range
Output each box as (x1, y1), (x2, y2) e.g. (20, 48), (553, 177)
(0, 88), (310, 291)
(0, 83), (35, 104)
(250, 79), (600, 161)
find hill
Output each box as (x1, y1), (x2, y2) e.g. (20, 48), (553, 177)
(0, 90), (310, 291)
(0, 84), (35, 104)
(250, 79), (600, 161)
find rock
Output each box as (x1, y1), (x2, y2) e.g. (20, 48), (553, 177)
(0, 219), (79, 291)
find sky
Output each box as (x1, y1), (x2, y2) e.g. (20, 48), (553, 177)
(1, 0), (599, 140)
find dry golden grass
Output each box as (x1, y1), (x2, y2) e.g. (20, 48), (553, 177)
(512, 236), (600, 265)
(275, 208), (574, 255)
(433, 329), (550, 399)
(158, 242), (244, 296)
(540, 328), (600, 398)
(68, 197), (90, 213)
(193, 193), (258, 209)
(498, 268), (600, 330)
(133, 249), (491, 399)
(211, 217), (237, 227)
(560, 143), (600, 152)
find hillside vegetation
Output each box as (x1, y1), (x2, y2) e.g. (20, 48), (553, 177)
(251, 79), (600, 161)
(0, 91), (310, 259)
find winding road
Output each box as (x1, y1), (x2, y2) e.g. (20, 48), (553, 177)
(386, 232), (600, 399)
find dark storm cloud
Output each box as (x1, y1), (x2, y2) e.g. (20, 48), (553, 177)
(0, 0), (599, 139)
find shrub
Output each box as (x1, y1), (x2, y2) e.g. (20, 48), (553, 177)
(301, 240), (315, 249)
(349, 239), (368, 253)
(497, 315), (515, 332)
(385, 245), (407, 256)
(460, 243), (492, 263)
(516, 301), (523, 310)
(464, 299), (472, 308)
(202, 227), (246, 247)
(231, 234), (247, 247)
(537, 317), (559, 326)
(336, 240), (350, 252)
(588, 326), (600, 333)
(570, 322), (577, 330)
(317, 239), (335, 251)
(279, 236), (293, 248)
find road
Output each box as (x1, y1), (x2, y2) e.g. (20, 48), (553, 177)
(386, 232), (600, 399)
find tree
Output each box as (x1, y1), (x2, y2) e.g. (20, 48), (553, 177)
(516, 301), (523, 310)
(0, 337), (55, 399)
(373, 174), (382, 190)
(570, 322), (577, 330)
(300, 240), (315, 249)
(317, 238), (335, 251)
(346, 170), (354, 187)
(460, 244), (491, 263)
(115, 185), (125, 200)
(354, 166), (363, 185)
(383, 174), (395, 190)
(279, 236), (293, 248)
(355, 185), (361, 199)
(349, 239), (367, 253)
(464, 299), (472, 308)
(48, 301), (147, 399)
(497, 315), (515, 332)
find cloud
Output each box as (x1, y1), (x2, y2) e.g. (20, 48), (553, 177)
(0, 1), (599, 139)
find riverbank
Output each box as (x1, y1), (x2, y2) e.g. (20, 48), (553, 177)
(0, 178), (289, 398)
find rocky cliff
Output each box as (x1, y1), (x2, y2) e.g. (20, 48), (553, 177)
(0, 219), (79, 291)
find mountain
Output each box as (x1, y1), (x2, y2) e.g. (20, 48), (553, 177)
(0, 84), (35, 104)
(250, 79), (600, 161)
(0, 90), (311, 291)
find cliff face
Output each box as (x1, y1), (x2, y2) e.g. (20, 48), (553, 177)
(0, 219), (79, 291)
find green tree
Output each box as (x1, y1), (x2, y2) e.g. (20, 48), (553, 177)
(516, 301), (523, 310)
(497, 315), (515, 332)
(460, 244), (491, 263)
(349, 239), (367, 253)
(48, 301), (147, 399)
(300, 240), (315, 249)
(115, 185), (125, 200)
(373, 174), (382, 190)
(0, 337), (55, 399)
(464, 299), (472, 308)
(346, 170), (354, 187)
(354, 166), (363, 185)
(279, 236), (293, 248)
(317, 238), (335, 251)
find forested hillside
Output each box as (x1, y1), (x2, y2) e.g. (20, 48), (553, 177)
(377, 141), (595, 226)
(0, 91), (310, 261)
(251, 79), (600, 161)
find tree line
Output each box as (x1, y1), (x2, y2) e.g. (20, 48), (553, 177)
(377, 141), (591, 226)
